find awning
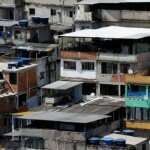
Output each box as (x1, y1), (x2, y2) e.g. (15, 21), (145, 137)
(42, 80), (83, 90)
(16, 111), (110, 124)
(60, 26), (150, 39)
(77, 0), (150, 5)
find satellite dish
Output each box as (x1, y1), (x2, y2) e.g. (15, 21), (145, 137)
(128, 69), (133, 74)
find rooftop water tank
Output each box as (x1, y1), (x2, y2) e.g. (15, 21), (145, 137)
(88, 137), (100, 145)
(16, 57), (31, 65)
(113, 138), (126, 147)
(17, 59), (23, 67)
(123, 129), (135, 136)
(40, 18), (49, 24)
(113, 130), (121, 134)
(21, 57), (31, 65)
(32, 17), (40, 24)
(8, 62), (18, 69)
(101, 137), (113, 146)
(19, 20), (28, 28)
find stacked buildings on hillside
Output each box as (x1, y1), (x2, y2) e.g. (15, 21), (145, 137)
(0, 0), (149, 150)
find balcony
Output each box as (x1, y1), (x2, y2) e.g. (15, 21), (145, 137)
(126, 120), (150, 130)
(125, 74), (150, 84)
(98, 74), (125, 84)
(97, 53), (137, 63)
(125, 97), (150, 108)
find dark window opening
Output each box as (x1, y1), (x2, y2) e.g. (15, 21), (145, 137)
(82, 83), (96, 95)
(18, 93), (27, 107)
(51, 9), (56, 16)
(9, 73), (17, 84)
(120, 64), (130, 73)
(101, 62), (117, 74)
(40, 72), (45, 80)
(64, 61), (76, 70)
(69, 11), (73, 17)
(100, 84), (118, 96)
(29, 8), (35, 15)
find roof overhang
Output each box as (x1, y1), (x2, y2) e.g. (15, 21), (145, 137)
(16, 111), (110, 124)
(42, 80), (83, 90)
(60, 26), (150, 39)
(77, 0), (150, 5)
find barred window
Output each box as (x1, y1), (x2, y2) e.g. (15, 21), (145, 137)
(64, 61), (76, 70)
(82, 62), (95, 71)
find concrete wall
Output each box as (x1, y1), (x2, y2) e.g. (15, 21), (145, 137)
(0, 0), (15, 6)
(37, 57), (48, 87)
(61, 59), (96, 80)
(75, 5), (92, 22)
(3, 65), (38, 107)
(25, 4), (74, 26)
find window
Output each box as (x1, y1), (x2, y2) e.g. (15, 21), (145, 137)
(18, 93), (27, 107)
(9, 73), (17, 84)
(101, 62), (117, 74)
(40, 72), (45, 80)
(69, 11), (73, 18)
(64, 61), (76, 70)
(120, 64), (130, 73)
(51, 9), (56, 16)
(82, 62), (95, 71)
(29, 8), (35, 15)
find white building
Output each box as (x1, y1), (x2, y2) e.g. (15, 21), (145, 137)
(25, 0), (77, 26)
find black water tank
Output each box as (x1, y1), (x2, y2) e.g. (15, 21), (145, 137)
(19, 20), (28, 28)
(40, 18), (49, 24)
(32, 17), (40, 24)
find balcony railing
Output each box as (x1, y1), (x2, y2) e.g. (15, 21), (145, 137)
(97, 53), (137, 63)
(125, 97), (150, 108)
(98, 74), (125, 83)
(126, 120), (150, 130)
(125, 74), (150, 84)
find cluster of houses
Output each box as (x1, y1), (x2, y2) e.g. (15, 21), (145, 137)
(0, 0), (149, 150)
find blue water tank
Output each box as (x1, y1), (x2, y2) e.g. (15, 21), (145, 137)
(114, 138), (126, 147)
(7, 31), (12, 38)
(19, 20), (28, 28)
(123, 129), (135, 136)
(32, 17), (40, 24)
(8, 62), (18, 69)
(17, 59), (24, 67)
(40, 18), (49, 24)
(21, 57), (31, 65)
(101, 137), (113, 146)
(16, 57), (31, 65)
(88, 137), (100, 145)
(0, 31), (2, 38)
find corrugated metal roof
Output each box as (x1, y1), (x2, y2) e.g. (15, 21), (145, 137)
(42, 80), (83, 90)
(77, 0), (150, 5)
(17, 111), (109, 123)
(60, 26), (150, 39)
